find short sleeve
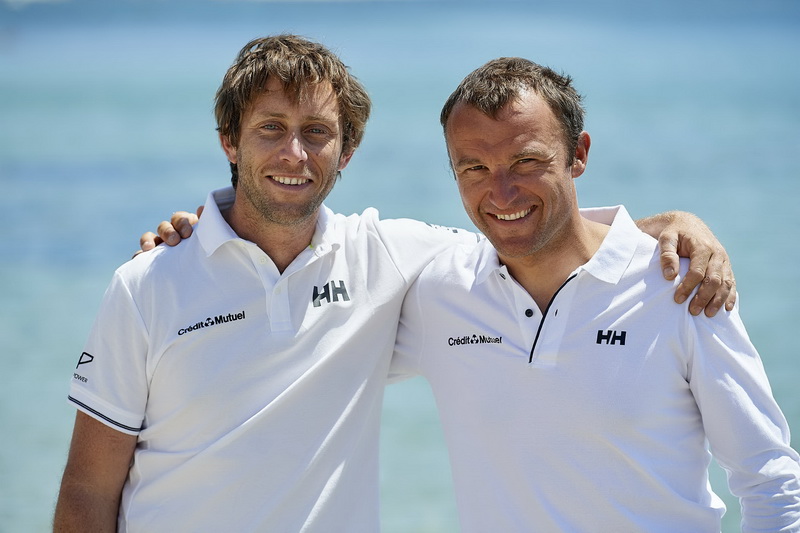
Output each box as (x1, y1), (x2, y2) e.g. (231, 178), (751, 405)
(68, 270), (150, 435)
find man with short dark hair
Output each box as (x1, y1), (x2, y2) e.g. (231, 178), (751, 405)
(391, 57), (800, 531)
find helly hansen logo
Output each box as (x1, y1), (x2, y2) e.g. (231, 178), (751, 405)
(596, 330), (627, 346)
(312, 280), (350, 307)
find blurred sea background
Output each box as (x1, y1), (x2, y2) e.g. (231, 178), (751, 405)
(1, 0), (798, 531)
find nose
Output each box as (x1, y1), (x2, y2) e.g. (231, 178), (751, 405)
(279, 133), (308, 165)
(488, 170), (518, 208)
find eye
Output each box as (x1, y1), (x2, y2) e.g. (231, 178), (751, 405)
(305, 123), (337, 137)
(455, 165), (488, 182)
(513, 157), (545, 172)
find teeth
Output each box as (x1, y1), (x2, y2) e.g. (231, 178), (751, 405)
(495, 208), (531, 221)
(271, 176), (309, 186)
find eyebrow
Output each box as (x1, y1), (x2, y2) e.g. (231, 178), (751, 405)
(511, 148), (551, 160)
(454, 148), (552, 169)
(253, 111), (339, 126)
(454, 156), (482, 168)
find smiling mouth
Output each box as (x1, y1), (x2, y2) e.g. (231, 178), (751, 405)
(270, 175), (310, 186)
(494, 207), (532, 221)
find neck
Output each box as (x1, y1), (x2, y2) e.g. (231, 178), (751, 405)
(225, 202), (318, 274)
(503, 216), (609, 312)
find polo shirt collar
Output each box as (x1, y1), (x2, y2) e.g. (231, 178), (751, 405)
(574, 205), (639, 285)
(197, 187), (239, 257)
(474, 239), (504, 285)
(473, 205), (638, 286)
(196, 187), (339, 258)
(309, 205), (339, 257)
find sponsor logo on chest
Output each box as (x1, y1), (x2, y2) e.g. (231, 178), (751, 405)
(178, 310), (247, 336)
(596, 329), (627, 346)
(448, 333), (503, 346)
(312, 280), (350, 308)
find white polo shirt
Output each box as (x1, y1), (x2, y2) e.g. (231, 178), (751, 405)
(68, 187), (479, 533)
(392, 206), (800, 533)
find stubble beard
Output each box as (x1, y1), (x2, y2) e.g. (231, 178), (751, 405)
(237, 162), (338, 227)
(473, 205), (568, 263)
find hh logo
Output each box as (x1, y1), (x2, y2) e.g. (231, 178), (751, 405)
(596, 330), (627, 346)
(312, 280), (350, 307)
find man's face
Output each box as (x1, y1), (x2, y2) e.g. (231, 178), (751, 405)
(445, 90), (585, 264)
(221, 77), (352, 227)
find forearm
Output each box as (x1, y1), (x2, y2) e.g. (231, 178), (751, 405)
(53, 482), (121, 532)
(54, 412), (136, 532)
(634, 210), (687, 238)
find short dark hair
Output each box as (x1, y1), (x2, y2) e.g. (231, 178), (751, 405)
(441, 57), (584, 162)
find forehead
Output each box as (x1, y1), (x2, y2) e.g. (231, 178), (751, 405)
(446, 91), (561, 148)
(246, 77), (341, 123)
(445, 93), (570, 167)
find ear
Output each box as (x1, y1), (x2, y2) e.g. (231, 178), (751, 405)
(219, 133), (238, 164)
(571, 131), (591, 178)
(337, 150), (355, 171)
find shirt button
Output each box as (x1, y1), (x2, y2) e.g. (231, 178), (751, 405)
(260, 258), (267, 264)
(525, 309), (534, 318)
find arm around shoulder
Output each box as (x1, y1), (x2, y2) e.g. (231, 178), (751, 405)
(53, 411), (138, 532)
(636, 210), (735, 317)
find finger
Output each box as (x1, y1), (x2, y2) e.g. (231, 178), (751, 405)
(692, 277), (729, 317)
(696, 275), (736, 317)
(157, 220), (181, 246)
(717, 257), (737, 313)
(139, 231), (160, 252)
(724, 277), (737, 311)
(196, 205), (204, 218)
(694, 251), (735, 316)
(169, 211), (199, 239)
(689, 249), (728, 316)
(689, 270), (724, 316)
(673, 260), (706, 309)
(672, 237), (712, 306)
(657, 232), (680, 282)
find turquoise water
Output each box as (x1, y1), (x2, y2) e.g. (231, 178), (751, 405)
(1, 1), (798, 530)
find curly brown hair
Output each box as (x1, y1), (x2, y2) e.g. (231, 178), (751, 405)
(215, 35), (371, 186)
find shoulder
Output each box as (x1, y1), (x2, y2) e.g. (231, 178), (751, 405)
(321, 206), (483, 271)
(113, 236), (201, 292)
(416, 238), (493, 290)
(331, 207), (479, 244)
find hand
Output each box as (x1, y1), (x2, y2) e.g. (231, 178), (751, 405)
(134, 207), (202, 258)
(654, 212), (736, 317)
